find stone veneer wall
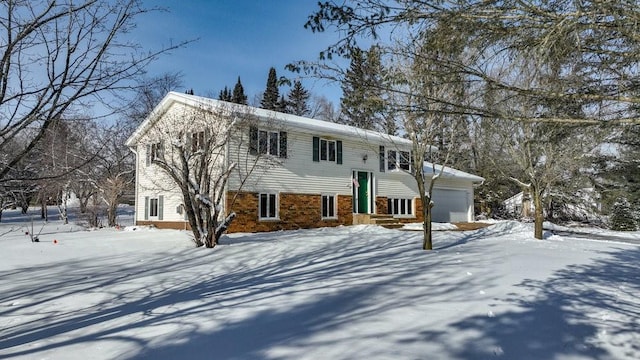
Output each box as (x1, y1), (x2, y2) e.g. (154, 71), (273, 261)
(376, 196), (388, 214)
(136, 194), (423, 231)
(136, 220), (190, 230)
(226, 191), (353, 233)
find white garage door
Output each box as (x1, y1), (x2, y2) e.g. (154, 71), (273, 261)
(431, 188), (469, 222)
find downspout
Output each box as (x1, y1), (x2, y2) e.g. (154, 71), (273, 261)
(128, 145), (139, 226)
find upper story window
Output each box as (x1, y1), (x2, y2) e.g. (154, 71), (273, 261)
(313, 136), (342, 164)
(191, 131), (205, 152)
(250, 126), (287, 158)
(146, 141), (164, 166)
(385, 149), (411, 172)
(321, 138), (336, 161)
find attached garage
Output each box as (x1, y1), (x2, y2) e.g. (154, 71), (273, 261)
(431, 188), (471, 222)
(423, 162), (485, 223)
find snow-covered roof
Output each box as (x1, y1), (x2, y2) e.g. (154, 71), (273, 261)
(126, 92), (428, 149)
(423, 161), (485, 183)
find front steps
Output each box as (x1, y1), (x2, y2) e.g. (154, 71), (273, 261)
(352, 214), (404, 229)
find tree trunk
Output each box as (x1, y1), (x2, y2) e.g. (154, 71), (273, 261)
(533, 190), (544, 239)
(41, 197), (47, 221)
(423, 202), (433, 250)
(107, 203), (117, 227)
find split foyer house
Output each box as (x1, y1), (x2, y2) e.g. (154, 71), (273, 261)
(126, 92), (484, 233)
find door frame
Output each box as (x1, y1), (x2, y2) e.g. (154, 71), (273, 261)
(352, 170), (375, 214)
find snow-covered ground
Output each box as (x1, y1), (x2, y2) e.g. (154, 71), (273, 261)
(1, 209), (639, 360)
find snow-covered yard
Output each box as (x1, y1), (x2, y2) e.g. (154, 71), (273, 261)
(1, 210), (639, 359)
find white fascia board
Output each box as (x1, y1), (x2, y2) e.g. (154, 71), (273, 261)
(423, 161), (485, 183)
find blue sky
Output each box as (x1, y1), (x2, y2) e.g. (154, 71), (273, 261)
(137, 1), (344, 105)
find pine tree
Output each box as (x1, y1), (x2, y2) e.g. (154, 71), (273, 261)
(609, 197), (637, 231)
(340, 46), (388, 132)
(276, 94), (289, 113)
(231, 77), (248, 105)
(218, 86), (232, 102)
(261, 67), (280, 110)
(287, 80), (310, 116)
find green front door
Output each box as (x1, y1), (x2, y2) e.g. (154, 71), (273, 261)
(357, 171), (369, 213)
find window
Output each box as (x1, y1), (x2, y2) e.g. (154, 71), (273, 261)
(387, 198), (413, 216)
(387, 150), (412, 171)
(146, 142), (164, 166)
(144, 195), (164, 220)
(313, 137), (342, 164)
(320, 139), (336, 161)
(250, 127), (287, 158)
(388, 150), (397, 170)
(149, 198), (159, 217)
(399, 151), (410, 171)
(321, 195), (336, 219)
(259, 193), (278, 219)
(191, 131), (205, 152)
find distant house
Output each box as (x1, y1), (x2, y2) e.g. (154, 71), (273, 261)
(503, 189), (601, 220)
(125, 92), (484, 232)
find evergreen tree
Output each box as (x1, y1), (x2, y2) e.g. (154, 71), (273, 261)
(609, 197), (637, 231)
(231, 77), (248, 105)
(218, 86), (232, 102)
(340, 46), (388, 132)
(287, 80), (310, 116)
(276, 94), (289, 113)
(261, 67), (280, 110)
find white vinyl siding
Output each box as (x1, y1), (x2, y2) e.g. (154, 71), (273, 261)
(135, 102), (226, 224)
(228, 129), (418, 201)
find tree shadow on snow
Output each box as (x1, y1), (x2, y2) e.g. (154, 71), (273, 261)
(416, 246), (640, 360)
(0, 227), (494, 359)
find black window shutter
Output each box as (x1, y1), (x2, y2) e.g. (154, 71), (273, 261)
(379, 145), (385, 172)
(249, 126), (258, 155)
(279, 131), (287, 158)
(336, 140), (343, 164)
(312, 136), (319, 162)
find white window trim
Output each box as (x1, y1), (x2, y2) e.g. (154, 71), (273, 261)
(386, 149), (412, 172)
(191, 131), (206, 152)
(320, 138), (337, 163)
(258, 130), (280, 156)
(388, 197), (415, 218)
(321, 194), (338, 220)
(149, 197), (159, 218)
(258, 192), (279, 221)
(144, 195), (164, 220)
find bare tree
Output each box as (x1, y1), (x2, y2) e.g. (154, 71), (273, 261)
(128, 72), (185, 125)
(0, 0), (188, 183)
(309, 95), (340, 122)
(94, 120), (135, 227)
(386, 30), (466, 250)
(141, 100), (280, 247)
